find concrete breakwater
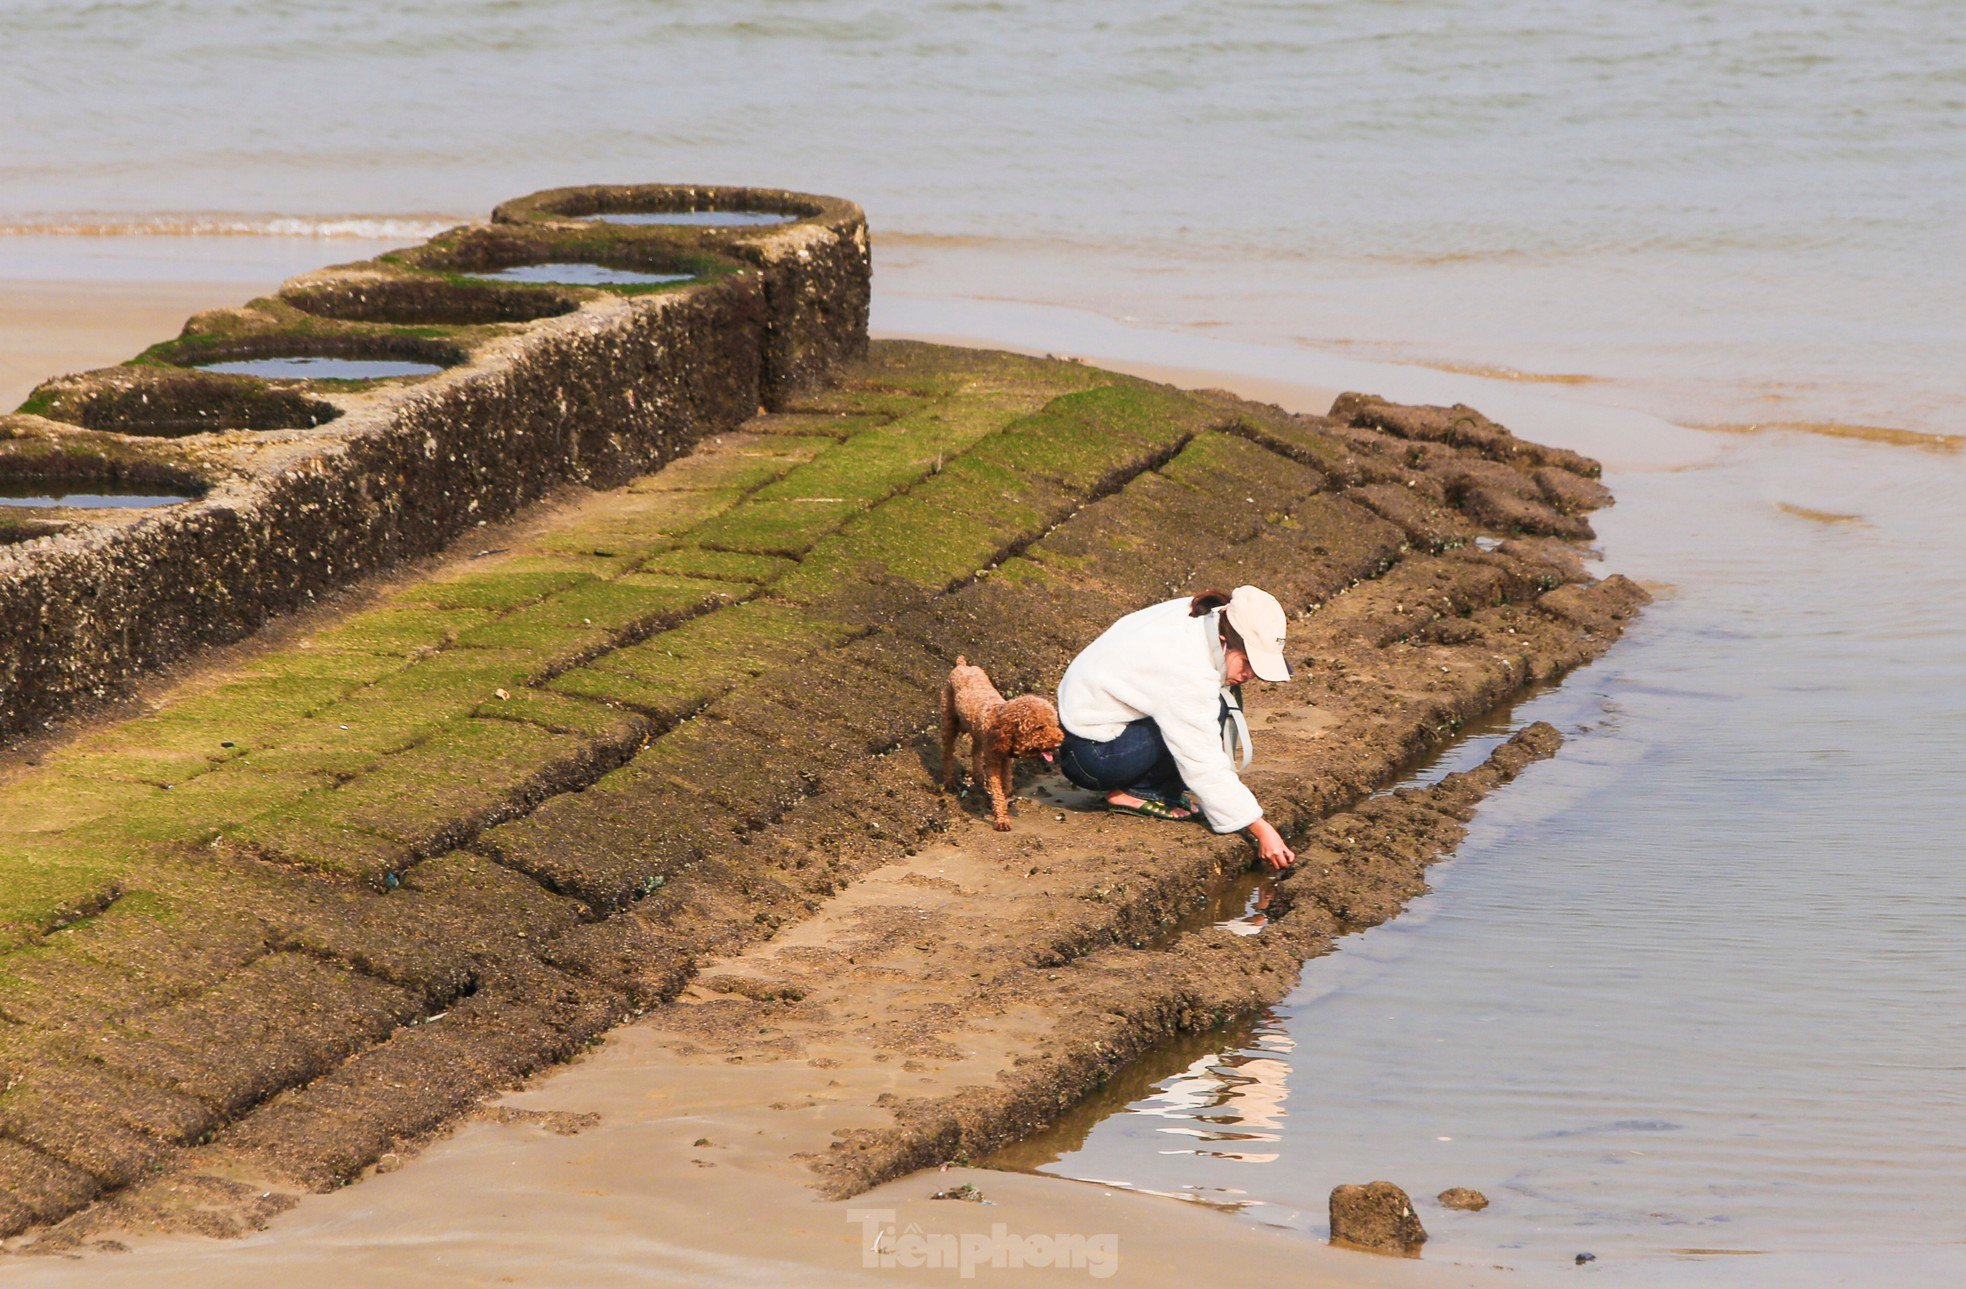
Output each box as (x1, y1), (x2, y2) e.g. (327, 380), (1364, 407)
(0, 332), (1641, 1249)
(0, 183), (1643, 1254)
(0, 184), (870, 744)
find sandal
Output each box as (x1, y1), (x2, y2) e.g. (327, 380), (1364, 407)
(1106, 797), (1195, 822)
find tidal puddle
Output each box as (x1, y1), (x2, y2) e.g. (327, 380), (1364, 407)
(0, 486), (194, 509)
(197, 356), (444, 380)
(993, 426), (1966, 1284)
(465, 262), (694, 287)
(583, 210), (795, 228)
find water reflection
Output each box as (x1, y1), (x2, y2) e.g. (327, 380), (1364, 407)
(997, 424), (1966, 1284)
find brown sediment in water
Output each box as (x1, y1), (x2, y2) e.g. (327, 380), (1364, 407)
(1774, 502), (1868, 526)
(1702, 419), (1963, 452)
(1426, 361), (1603, 386)
(0, 336), (1641, 1262)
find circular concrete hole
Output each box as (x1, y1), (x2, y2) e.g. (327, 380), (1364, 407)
(0, 445), (208, 514)
(197, 356), (446, 380)
(462, 262), (694, 288)
(0, 484), (199, 510)
(582, 210), (796, 228)
(512, 185), (821, 231)
(283, 276), (579, 326)
(40, 370), (342, 437)
(417, 227), (708, 292)
(174, 332), (465, 383)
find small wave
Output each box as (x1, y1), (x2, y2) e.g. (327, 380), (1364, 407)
(0, 214), (462, 240)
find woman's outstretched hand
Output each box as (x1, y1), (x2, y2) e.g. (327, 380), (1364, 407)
(1248, 818), (1296, 871)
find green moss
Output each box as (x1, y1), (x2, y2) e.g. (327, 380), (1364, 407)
(638, 548), (793, 584)
(14, 389), (55, 418)
(769, 382), (1215, 604)
(400, 566), (596, 612)
(745, 413), (884, 441)
(549, 599), (852, 718)
(746, 395), (1027, 504)
(528, 523), (678, 565)
(226, 812), (411, 884)
(46, 707), (255, 784)
(130, 331), (224, 367)
(40, 748), (221, 787)
(233, 744), (385, 779)
(688, 497), (862, 556)
(357, 648), (540, 709)
(1158, 430), (1288, 493)
(1227, 409), (1361, 480)
(301, 718), (579, 853)
(611, 485), (748, 532)
(744, 435), (928, 503)
(446, 614), (612, 662)
(781, 386), (934, 420)
(233, 649), (408, 686)
(0, 853), (129, 947)
(990, 555), (1059, 589)
(0, 776), (161, 839)
(443, 571), (740, 665)
(544, 664), (722, 722)
(308, 605), (499, 655)
(627, 451), (802, 495)
(471, 689), (648, 742)
(591, 601), (853, 688)
(71, 768), (331, 848)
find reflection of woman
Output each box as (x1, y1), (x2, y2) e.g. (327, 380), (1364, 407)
(1055, 586), (1298, 870)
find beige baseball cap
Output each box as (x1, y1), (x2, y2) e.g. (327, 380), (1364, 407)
(1225, 585), (1291, 682)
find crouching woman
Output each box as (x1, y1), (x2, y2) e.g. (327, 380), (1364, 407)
(1055, 586), (1298, 871)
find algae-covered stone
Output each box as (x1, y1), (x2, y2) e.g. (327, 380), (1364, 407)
(1438, 1186), (1489, 1211)
(1329, 1180), (1428, 1256)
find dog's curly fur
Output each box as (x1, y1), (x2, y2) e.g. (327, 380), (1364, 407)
(939, 655), (1066, 831)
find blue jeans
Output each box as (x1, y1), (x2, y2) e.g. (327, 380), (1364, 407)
(1057, 719), (1187, 804)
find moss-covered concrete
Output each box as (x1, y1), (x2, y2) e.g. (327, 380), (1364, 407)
(0, 183), (869, 745)
(0, 342), (1641, 1244)
(493, 184), (871, 406)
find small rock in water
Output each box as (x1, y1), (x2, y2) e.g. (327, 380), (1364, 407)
(1438, 1187), (1489, 1211)
(1329, 1181), (1427, 1256)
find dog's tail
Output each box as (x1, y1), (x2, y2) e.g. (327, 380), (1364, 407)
(954, 654), (968, 668)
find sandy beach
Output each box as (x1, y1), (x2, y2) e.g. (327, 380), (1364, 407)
(0, 282), (246, 416)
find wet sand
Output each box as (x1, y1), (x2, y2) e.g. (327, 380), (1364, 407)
(0, 1021), (1498, 1288)
(0, 282), (237, 413)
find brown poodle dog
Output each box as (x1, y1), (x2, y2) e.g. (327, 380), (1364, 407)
(940, 656), (1065, 831)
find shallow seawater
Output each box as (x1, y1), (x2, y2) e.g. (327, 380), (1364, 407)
(0, 488), (192, 509)
(994, 425), (1966, 1283)
(197, 356), (443, 380)
(464, 263), (692, 288)
(3, 1), (1960, 439)
(582, 211), (795, 228)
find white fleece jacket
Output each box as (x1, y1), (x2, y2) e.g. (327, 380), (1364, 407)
(1057, 597), (1263, 833)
